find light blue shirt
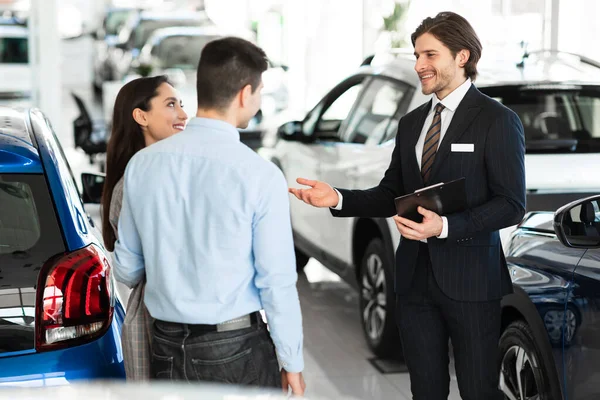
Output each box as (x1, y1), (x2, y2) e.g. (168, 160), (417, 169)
(113, 117), (304, 372)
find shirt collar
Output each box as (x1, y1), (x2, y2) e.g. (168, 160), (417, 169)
(185, 117), (240, 142)
(431, 77), (472, 113)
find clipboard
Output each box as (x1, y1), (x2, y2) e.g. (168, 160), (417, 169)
(394, 177), (467, 222)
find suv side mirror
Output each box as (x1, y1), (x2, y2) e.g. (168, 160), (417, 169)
(554, 195), (600, 248)
(277, 121), (307, 141)
(81, 173), (105, 204)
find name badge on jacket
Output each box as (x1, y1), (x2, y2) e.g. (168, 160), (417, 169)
(451, 143), (475, 152)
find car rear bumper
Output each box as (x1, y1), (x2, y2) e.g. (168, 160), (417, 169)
(0, 311), (125, 386)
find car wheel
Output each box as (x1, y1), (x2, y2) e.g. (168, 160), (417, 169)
(540, 304), (579, 347)
(499, 320), (552, 400)
(358, 238), (402, 359)
(295, 247), (309, 272)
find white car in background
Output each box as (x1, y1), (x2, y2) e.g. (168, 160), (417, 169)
(260, 49), (600, 359)
(0, 21), (31, 100)
(102, 26), (286, 150)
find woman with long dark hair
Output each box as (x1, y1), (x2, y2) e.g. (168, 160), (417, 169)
(102, 75), (187, 380)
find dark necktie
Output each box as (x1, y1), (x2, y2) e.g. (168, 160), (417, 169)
(421, 103), (445, 183)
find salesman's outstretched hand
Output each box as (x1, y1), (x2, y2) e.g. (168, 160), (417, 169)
(289, 178), (339, 208)
(393, 206), (443, 240)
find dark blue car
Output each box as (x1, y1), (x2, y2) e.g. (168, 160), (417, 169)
(501, 194), (600, 400)
(0, 107), (125, 385)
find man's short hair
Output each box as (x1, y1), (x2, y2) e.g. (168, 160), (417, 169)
(411, 12), (482, 81)
(196, 36), (268, 111)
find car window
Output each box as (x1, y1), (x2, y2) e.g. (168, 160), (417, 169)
(133, 19), (204, 49)
(480, 85), (600, 153)
(321, 84), (363, 122)
(155, 34), (220, 70)
(0, 174), (65, 353)
(344, 79), (406, 144)
(307, 82), (364, 139)
(104, 9), (135, 36)
(0, 37), (27, 64)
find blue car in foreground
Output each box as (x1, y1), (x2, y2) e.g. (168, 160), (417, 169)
(0, 107), (125, 386)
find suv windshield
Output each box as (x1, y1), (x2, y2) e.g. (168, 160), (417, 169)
(0, 37), (27, 64)
(155, 34), (220, 70)
(0, 174), (64, 353)
(133, 19), (204, 50)
(480, 85), (600, 153)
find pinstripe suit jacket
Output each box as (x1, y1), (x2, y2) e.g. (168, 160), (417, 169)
(332, 85), (526, 301)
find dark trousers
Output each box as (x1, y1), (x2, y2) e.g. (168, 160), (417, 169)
(396, 243), (503, 400)
(151, 314), (281, 388)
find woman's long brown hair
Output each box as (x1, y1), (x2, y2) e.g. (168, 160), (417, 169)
(101, 75), (170, 251)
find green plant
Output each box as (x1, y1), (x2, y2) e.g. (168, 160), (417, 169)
(382, 1), (410, 48)
(136, 64), (153, 77)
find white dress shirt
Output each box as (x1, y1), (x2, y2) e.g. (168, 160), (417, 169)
(333, 78), (473, 241)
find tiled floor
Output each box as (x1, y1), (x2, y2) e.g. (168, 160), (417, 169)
(55, 54), (463, 399)
(296, 261), (462, 400)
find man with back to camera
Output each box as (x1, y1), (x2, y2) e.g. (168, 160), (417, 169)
(113, 37), (305, 396)
(289, 12), (525, 400)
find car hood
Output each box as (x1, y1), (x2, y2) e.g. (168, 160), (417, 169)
(0, 382), (337, 399)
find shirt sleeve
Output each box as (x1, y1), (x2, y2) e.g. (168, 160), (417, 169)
(330, 188), (343, 210)
(113, 165), (145, 288)
(437, 216), (448, 239)
(252, 171), (304, 373)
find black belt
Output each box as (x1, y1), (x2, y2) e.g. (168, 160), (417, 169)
(157, 312), (260, 333)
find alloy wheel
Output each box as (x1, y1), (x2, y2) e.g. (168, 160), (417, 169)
(361, 253), (387, 342)
(499, 345), (541, 400)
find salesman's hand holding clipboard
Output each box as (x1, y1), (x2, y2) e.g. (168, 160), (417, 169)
(392, 178), (467, 241)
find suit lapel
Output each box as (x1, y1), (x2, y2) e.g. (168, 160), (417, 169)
(404, 100), (431, 186)
(429, 85), (482, 180)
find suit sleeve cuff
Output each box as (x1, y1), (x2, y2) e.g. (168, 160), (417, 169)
(437, 216), (448, 239)
(330, 188), (343, 210)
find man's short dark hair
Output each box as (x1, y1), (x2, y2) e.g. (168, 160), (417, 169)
(411, 12), (482, 81)
(196, 36), (268, 111)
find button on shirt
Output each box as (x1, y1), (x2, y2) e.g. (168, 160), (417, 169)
(333, 78), (473, 241)
(113, 117), (304, 372)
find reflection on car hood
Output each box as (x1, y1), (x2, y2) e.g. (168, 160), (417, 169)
(0, 381), (338, 399)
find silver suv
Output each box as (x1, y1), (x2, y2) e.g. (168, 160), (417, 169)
(260, 50), (600, 359)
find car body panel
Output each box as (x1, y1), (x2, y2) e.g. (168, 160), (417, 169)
(563, 248), (600, 399)
(0, 107), (125, 383)
(29, 110), (89, 250)
(503, 208), (600, 399)
(0, 109), (41, 174)
(0, 301), (125, 386)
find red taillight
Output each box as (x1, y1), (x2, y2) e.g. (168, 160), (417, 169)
(36, 244), (113, 350)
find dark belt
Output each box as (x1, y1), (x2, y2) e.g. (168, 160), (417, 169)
(157, 312), (260, 333)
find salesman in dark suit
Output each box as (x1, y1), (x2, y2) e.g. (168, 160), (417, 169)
(289, 11), (525, 400)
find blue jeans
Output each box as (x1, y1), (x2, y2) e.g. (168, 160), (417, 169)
(151, 314), (281, 388)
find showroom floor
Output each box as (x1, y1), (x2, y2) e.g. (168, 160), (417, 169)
(57, 57), (462, 400)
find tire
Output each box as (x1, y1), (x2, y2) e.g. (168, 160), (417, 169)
(498, 320), (552, 400)
(358, 238), (403, 359)
(295, 247), (309, 272)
